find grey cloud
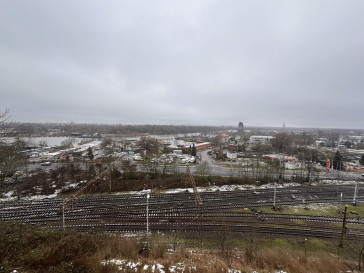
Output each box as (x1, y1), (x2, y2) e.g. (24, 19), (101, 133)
(0, 0), (363, 128)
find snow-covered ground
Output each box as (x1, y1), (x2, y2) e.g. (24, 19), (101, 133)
(0, 179), (360, 202)
(1, 190), (17, 202)
(111, 182), (303, 196)
(164, 181), (318, 194)
(0, 180), (87, 202)
(314, 179), (360, 185)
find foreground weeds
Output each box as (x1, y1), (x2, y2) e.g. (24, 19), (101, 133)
(0, 222), (357, 273)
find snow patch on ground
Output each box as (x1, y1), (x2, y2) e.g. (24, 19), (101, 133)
(0, 190), (64, 202)
(101, 259), (287, 273)
(313, 180), (358, 186)
(0, 180), (88, 202)
(163, 182), (302, 194)
(292, 203), (337, 213)
(62, 181), (84, 191)
(0, 190), (17, 202)
(21, 189), (62, 201)
(1, 178), (357, 202)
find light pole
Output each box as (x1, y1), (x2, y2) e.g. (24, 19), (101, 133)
(273, 182), (277, 209)
(146, 192), (150, 249)
(353, 182), (358, 206)
(304, 238), (307, 257)
(339, 192), (343, 208)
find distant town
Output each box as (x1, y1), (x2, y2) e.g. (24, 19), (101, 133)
(1, 121), (364, 187)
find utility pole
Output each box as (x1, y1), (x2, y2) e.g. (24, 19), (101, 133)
(187, 166), (203, 248)
(62, 203), (65, 231)
(109, 167), (112, 194)
(230, 158), (233, 177)
(304, 238), (307, 257)
(273, 182), (277, 209)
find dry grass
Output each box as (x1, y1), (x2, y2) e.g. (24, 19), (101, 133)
(250, 247), (351, 273)
(98, 245), (354, 273)
(0, 221), (358, 273)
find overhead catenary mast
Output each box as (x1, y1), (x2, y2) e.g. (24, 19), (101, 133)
(186, 166), (203, 247)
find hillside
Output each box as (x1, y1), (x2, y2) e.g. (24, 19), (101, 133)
(0, 221), (359, 273)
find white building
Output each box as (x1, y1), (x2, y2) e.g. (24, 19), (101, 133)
(250, 135), (274, 143)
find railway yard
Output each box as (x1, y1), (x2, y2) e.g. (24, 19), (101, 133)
(1, 183), (364, 241)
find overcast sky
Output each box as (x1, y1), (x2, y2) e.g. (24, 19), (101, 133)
(1, 1), (363, 129)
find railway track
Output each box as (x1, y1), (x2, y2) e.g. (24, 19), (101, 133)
(1, 183), (364, 239)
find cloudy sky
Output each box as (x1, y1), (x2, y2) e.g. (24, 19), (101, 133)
(1, 1), (363, 129)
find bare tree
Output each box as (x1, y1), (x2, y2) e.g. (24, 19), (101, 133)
(0, 109), (26, 185)
(137, 137), (161, 155)
(244, 232), (259, 264)
(0, 109), (11, 142)
(344, 236), (364, 271)
(196, 161), (212, 177)
(60, 138), (76, 149)
(168, 229), (181, 252)
(271, 132), (293, 153)
(38, 140), (48, 148)
(216, 227), (235, 268)
(100, 137), (114, 155)
(121, 159), (137, 180)
(160, 160), (173, 177)
(236, 162), (246, 179)
(141, 159), (159, 177)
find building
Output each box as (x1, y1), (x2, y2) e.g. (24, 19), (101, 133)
(250, 135), (274, 143)
(218, 133), (229, 144)
(181, 142), (212, 152)
(238, 122), (244, 134)
(263, 154), (296, 162)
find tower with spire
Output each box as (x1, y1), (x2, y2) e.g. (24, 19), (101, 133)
(238, 122), (244, 135)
